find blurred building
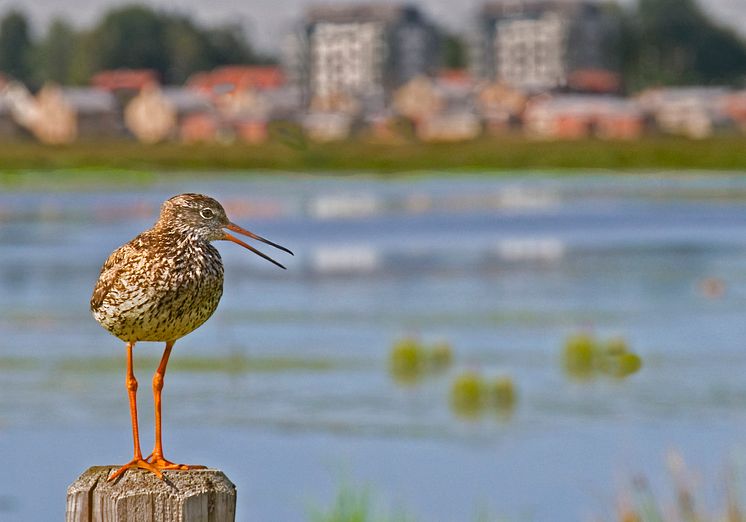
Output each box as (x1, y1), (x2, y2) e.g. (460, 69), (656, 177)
(470, 0), (620, 93)
(90, 69), (159, 114)
(0, 100), (23, 139)
(286, 3), (439, 111)
(524, 94), (644, 140)
(302, 111), (354, 141)
(723, 91), (746, 133)
(187, 66), (285, 96)
(392, 75), (444, 122)
(91, 69), (158, 94)
(637, 87), (729, 139)
(475, 81), (527, 133)
(186, 65), (302, 143)
(416, 111), (481, 142)
(125, 85), (214, 143)
(1, 84), (121, 144)
(58, 87), (122, 139)
(0, 82), (31, 140)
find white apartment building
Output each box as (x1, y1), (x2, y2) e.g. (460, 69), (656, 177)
(310, 21), (385, 100)
(472, 0), (619, 92)
(288, 4), (439, 110)
(495, 13), (566, 90)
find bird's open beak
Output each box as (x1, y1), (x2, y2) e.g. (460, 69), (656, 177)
(223, 222), (294, 270)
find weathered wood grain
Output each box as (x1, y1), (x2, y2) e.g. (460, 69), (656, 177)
(66, 466), (236, 522)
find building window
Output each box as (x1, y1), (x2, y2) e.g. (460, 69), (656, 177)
(310, 22), (384, 99)
(494, 14), (566, 90)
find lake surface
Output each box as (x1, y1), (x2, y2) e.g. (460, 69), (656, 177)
(3, 171), (746, 521)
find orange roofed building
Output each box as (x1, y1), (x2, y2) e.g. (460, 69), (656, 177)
(187, 66), (285, 96)
(90, 69), (159, 92)
(567, 69), (621, 94)
(436, 69), (473, 88)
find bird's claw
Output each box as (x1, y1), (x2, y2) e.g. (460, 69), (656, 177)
(108, 458), (163, 481)
(148, 454), (207, 471)
(107, 456), (206, 481)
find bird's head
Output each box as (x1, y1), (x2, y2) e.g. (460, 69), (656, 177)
(159, 193), (293, 269)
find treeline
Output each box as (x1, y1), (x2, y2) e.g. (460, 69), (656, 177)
(0, 0), (745, 91)
(0, 4), (271, 88)
(619, 0), (746, 88)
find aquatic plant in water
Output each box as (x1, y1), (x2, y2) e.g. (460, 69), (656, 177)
(611, 450), (746, 522)
(488, 377), (517, 413)
(562, 333), (642, 381)
(307, 481), (506, 522)
(449, 371), (517, 421)
(428, 341), (453, 370)
(388, 336), (453, 385)
(308, 482), (415, 522)
(450, 371), (486, 418)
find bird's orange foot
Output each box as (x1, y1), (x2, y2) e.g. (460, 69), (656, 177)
(148, 455), (207, 471)
(108, 458), (163, 481)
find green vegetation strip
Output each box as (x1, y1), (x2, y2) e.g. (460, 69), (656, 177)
(308, 481), (493, 522)
(0, 356), (40, 370)
(0, 136), (745, 174)
(0, 354), (359, 374)
(223, 308), (627, 328)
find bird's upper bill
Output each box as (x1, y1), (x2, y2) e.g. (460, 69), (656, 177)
(223, 222), (294, 270)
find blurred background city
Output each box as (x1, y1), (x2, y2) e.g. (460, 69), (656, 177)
(3, 1), (746, 522)
(0, 0), (742, 147)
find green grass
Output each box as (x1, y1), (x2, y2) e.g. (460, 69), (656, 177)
(307, 481), (500, 522)
(49, 353), (353, 375)
(308, 482), (415, 522)
(0, 356), (40, 371)
(0, 135), (744, 174)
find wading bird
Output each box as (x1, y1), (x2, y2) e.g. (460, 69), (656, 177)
(91, 193), (292, 480)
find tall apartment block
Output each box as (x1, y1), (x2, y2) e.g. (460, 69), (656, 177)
(284, 4), (439, 110)
(471, 0), (620, 92)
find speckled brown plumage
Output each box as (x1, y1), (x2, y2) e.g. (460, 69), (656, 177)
(90, 193), (292, 481)
(91, 206), (225, 343)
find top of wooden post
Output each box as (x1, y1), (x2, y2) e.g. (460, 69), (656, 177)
(66, 466), (236, 522)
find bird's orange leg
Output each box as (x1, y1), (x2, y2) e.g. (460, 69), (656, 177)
(148, 341), (206, 471)
(108, 342), (162, 481)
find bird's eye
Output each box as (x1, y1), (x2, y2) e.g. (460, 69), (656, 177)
(200, 208), (215, 219)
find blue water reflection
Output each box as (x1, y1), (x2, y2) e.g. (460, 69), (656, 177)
(3, 172), (746, 521)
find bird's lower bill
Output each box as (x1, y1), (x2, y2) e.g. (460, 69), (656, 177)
(222, 222), (293, 270)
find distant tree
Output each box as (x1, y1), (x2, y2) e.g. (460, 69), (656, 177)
(695, 20), (746, 83)
(32, 18), (78, 85)
(89, 5), (169, 77)
(204, 23), (262, 66)
(0, 10), (32, 83)
(80, 5), (270, 83)
(0, 3), (277, 86)
(163, 15), (212, 83)
(626, 0), (746, 88)
(441, 32), (467, 69)
(65, 30), (100, 85)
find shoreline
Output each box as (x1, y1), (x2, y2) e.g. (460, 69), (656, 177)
(0, 136), (744, 174)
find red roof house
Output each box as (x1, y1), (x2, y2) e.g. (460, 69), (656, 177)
(91, 69), (159, 93)
(187, 66), (285, 96)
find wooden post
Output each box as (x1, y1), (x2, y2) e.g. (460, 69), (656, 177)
(66, 466), (236, 522)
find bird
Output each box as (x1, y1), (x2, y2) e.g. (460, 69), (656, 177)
(90, 193), (293, 481)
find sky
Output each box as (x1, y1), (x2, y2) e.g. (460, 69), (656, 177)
(0, 0), (744, 53)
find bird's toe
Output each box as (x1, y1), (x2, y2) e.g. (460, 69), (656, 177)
(108, 458), (164, 481)
(148, 455), (207, 471)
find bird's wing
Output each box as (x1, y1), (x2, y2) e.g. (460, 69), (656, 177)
(90, 235), (149, 312)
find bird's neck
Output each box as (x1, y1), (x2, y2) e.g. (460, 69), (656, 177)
(148, 225), (213, 252)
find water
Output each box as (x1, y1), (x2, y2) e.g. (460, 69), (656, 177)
(3, 171), (746, 521)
